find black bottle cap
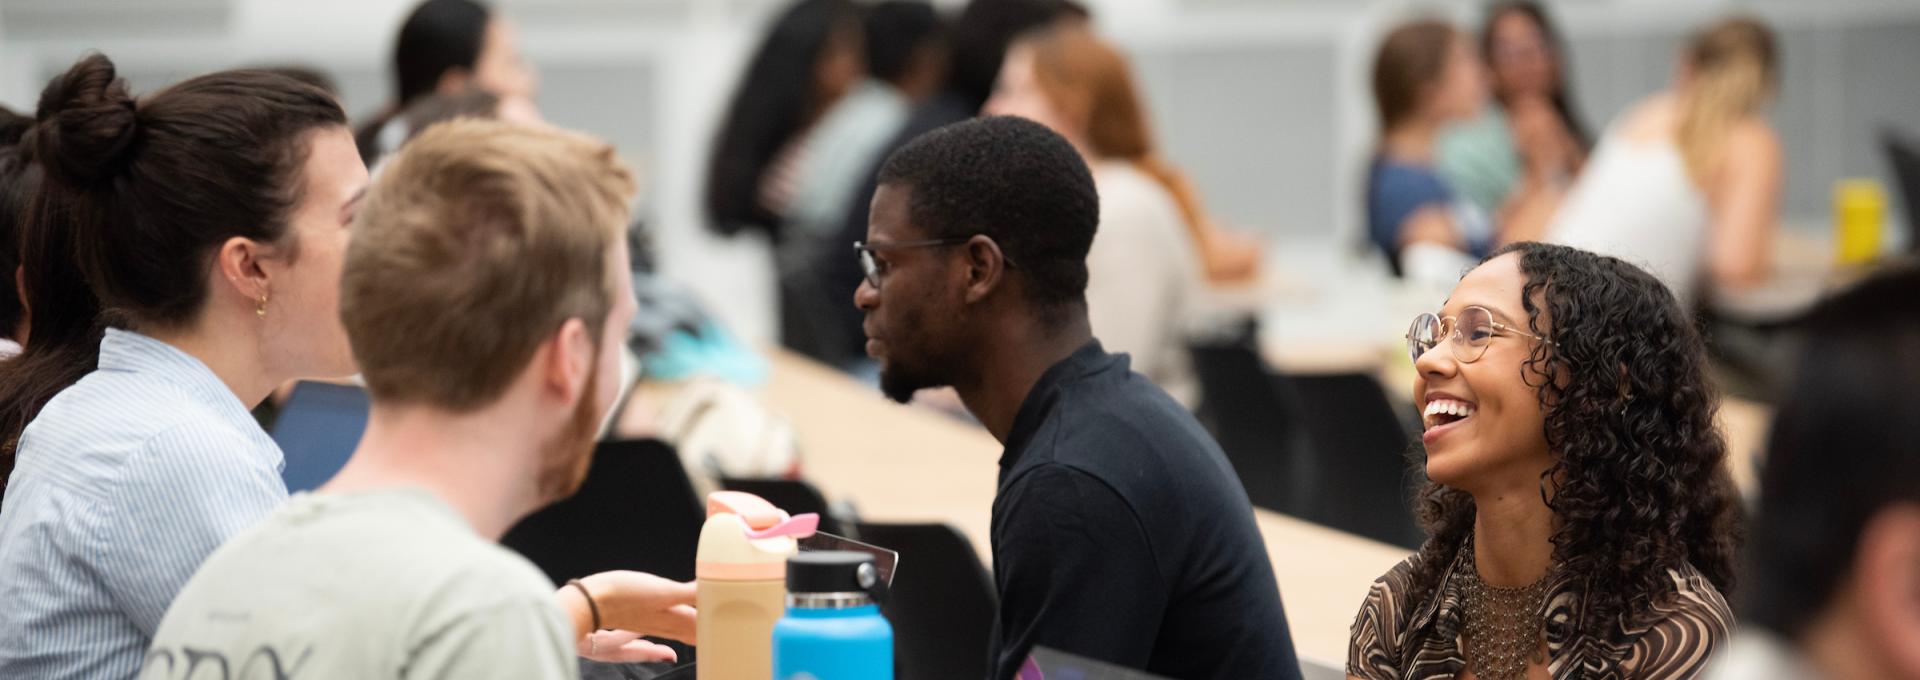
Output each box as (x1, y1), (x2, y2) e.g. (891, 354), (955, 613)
(786, 551), (879, 594)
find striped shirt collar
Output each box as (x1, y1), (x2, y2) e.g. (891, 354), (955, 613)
(96, 327), (262, 442)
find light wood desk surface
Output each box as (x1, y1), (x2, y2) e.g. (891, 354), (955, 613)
(751, 349), (1413, 668)
(1252, 509), (1409, 669)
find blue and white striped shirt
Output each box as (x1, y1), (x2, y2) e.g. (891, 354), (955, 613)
(0, 328), (288, 680)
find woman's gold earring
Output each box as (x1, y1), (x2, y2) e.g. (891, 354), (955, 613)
(256, 294), (268, 319)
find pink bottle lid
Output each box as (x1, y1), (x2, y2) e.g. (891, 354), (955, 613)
(696, 491), (819, 580)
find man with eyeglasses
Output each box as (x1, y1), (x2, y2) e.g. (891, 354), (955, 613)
(851, 116), (1302, 680)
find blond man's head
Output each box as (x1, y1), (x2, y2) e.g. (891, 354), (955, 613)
(342, 119), (635, 412)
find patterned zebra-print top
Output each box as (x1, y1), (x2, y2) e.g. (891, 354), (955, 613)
(1347, 542), (1732, 679)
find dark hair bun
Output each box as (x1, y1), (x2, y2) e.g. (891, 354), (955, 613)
(35, 53), (138, 187)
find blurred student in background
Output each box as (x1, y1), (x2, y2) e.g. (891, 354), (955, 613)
(865, 0), (948, 104)
(703, 0), (864, 354)
(0, 55), (367, 679)
(0, 106), (45, 496)
(812, 0), (1086, 370)
(1707, 265), (1920, 680)
(784, 0), (944, 237)
(0, 106), (33, 360)
(1367, 20), (1518, 287)
(360, 86), (544, 168)
(1548, 17), (1781, 308)
(0, 113), (85, 501)
(986, 22), (1229, 406)
(1351, 242), (1738, 679)
(356, 0), (540, 163)
(703, 0), (863, 237)
(873, 0), (1087, 164)
(769, 0), (947, 367)
(992, 22), (1262, 285)
(1438, 1), (1588, 237)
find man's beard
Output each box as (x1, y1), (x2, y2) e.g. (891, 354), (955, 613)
(874, 305), (958, 404)
(535, 364), (605, 503)
(879, 359), (932, 404)
(877, 331), (960, 404)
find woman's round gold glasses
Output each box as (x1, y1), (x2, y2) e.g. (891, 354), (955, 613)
(1406, 306), (1555, 364)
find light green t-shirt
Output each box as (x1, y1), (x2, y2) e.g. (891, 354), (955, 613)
(1436, 108), (1520, 220)
(142, 488), (576, 680)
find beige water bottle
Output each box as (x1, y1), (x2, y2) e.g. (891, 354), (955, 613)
(696, 491), (818, 680)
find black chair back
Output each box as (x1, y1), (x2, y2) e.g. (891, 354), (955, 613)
(503, 438), (706, 584)
(853, 521), (995, 680)
(1188, 319), (1310, 514)
(1278, 373), (1426, 549)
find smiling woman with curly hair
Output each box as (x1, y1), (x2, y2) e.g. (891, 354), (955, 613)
(1347, 241), (1741, 680)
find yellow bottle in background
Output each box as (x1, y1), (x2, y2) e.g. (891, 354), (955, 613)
(1834, 179), (1887, 266)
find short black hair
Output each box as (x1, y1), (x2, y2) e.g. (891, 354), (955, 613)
(865, 1), (942, 83)
(1743, 264), (1920, 639)
(877, 115), (1098, 319)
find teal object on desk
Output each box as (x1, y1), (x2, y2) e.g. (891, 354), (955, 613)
(627, 272), (768, 386)
(643, 320), (769, 386)
(774, 551), (893, 680)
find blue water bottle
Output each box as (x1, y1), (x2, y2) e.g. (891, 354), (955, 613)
(772, 551), (893, 680)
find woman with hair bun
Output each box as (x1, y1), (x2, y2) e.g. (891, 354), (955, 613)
(0, 53), (368, 679)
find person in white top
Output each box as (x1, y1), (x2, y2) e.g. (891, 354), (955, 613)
(1548, 16), (1782, 308)
(985, 23), (1250, 406)
(145, 120), (698, 679)
(1082, 159), (1204, 407)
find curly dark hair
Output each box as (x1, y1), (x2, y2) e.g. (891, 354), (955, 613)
(1404, 241), (1741, 650)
